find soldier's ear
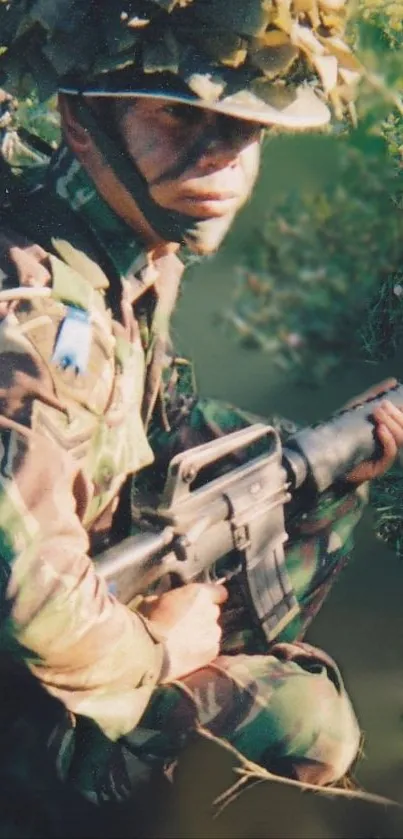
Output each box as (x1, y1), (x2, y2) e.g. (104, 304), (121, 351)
(58, 94), (93, 154)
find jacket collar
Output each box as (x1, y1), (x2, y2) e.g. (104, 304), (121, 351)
(47, 145), (178, 302)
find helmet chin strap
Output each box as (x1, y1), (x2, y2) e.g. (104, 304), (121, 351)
(74, 99), (212, 247)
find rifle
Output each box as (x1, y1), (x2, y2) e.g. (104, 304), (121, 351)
(95, 382), (403, 644)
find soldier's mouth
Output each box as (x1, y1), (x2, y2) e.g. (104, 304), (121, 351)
(179, 192), (240, 217)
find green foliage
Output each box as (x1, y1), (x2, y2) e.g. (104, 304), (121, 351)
(371, 463), (403, 559)
(225, 7), (403, 384)
(225, 131), (402, 383)
(0, 91), (59, 186)
(357, 0), (403, 39)
(15, 94), (60, 149)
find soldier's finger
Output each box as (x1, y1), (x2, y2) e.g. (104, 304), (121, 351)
(208, 603), (220, 623)
(199, 616), (221, 646)
(376, 399), (403, 425)
(373, 422), (398, 466)
(206, 582), (228, 605)
(345, 424), (396, 483)
(374, 404), (403, 447)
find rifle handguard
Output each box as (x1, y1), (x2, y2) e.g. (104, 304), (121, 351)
(284, 381), (403, 493)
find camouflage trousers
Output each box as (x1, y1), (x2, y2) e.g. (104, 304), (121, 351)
(66, 483), (364, 805)
(76, 644), (359, 805)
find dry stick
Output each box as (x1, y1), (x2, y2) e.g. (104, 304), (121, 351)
(194, 727), (401, 819)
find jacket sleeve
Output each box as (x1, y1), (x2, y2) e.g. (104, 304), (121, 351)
(0, 313), (164, 742)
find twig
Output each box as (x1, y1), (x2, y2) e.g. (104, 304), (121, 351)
(195, 726), (401, 819)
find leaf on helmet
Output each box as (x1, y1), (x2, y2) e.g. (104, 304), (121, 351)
(29, 49), (61, 99)
(192, 0), (273, 37)
(150, 0), (194, 10)
(319, 0), (347, 9)
(338, 65), (362, 88)
(258, 29), (291, 47)
(271, 0), (294, 34)
(328, 86), (344, 119)
(204, 32), (247, 68)
(311, 52), (338, 91)
(319, 6), (347, 33)
(43, 27), (95, 76)
(291, 21), (326, 54)
(250, 42), (299, 79)
(126, 15), (151, 28)
(185, 69), (227, 101)
(15, 0), (70, 38)
(143, 27), (181, 74)
(293, 0), (322, 30)
(101, 9), (141, 54)
(91, 53), (136, 78)
(319, 35), (363, 71)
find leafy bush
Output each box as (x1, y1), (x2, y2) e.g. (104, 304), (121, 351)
(0, 91), (59, 174)
(224, 8), (403, 384)
(224, 134), (402, 383)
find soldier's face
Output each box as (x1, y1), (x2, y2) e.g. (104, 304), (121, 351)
(115, 98), (262, 250)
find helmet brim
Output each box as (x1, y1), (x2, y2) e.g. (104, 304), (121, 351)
(58, 81), (330, 131)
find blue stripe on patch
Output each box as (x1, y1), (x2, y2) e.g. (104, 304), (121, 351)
(52, 306), (92, 375)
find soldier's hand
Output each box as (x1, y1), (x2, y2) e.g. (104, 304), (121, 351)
(344, 378), (403, 484)
(139, 582), (228, 683)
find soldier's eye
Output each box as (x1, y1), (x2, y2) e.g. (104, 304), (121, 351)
(161, 103), (202, 127)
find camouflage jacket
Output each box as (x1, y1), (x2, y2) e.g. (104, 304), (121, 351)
(0, 151), (366, 746)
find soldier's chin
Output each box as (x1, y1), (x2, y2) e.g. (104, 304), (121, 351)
(182, 212), (237, 255)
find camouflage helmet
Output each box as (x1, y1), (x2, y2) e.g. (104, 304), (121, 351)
(0, 1), (361, 130)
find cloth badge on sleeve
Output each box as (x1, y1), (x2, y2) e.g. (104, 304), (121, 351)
(52, 305), (92, 374)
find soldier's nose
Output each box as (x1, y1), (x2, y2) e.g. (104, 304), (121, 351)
(196, 115), (261, 168)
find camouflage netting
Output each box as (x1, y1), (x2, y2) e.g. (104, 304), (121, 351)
(0, 0), (361, 120)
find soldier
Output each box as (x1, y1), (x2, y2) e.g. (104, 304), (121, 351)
(0, 0), (402, 823)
